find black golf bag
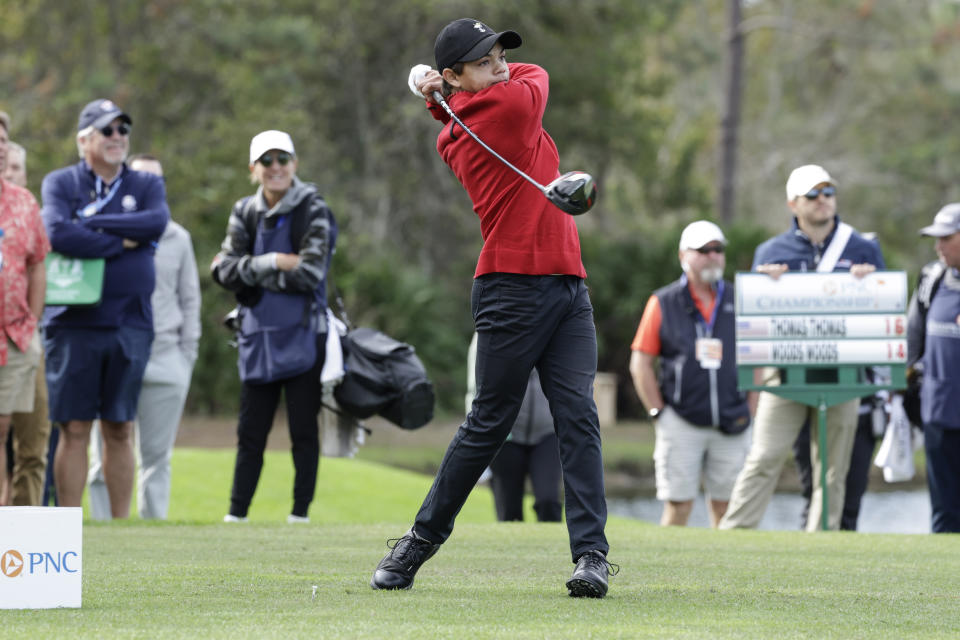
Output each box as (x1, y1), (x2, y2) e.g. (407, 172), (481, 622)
(333, 327), (435, 430)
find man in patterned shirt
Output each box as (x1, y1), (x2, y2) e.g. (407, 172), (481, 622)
(0, 111), (51, 503)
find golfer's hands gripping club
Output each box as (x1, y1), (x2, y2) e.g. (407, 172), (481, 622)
(408, 64), (442, 103)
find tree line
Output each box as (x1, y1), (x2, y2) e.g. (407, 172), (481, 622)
(2, 0), (958, 417)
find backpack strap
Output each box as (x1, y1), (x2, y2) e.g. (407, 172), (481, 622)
(289, 196), (310, 252)
(917, 260), (946, 312)
(908, 261), (947, 369)
(240, 195), (259, 241)
(816, 222), (853, 272)
(287, 192), (330, 252)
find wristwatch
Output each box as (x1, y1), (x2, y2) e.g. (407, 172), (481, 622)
(648, 407), (661, 419)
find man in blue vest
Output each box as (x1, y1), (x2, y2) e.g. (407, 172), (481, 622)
(909, 203), (960, 533)
(630, 220), (752, 527)
(719, 164), (884, 531)
(40, 99), (169, 515)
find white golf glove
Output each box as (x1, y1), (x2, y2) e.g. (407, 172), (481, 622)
(408, 64), (432, 98)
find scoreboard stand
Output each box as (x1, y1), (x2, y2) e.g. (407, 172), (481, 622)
(735, 271), (908, 531)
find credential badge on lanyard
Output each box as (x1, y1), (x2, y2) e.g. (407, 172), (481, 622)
(695, 280), (724, 370)
(78, 176), (123, 218)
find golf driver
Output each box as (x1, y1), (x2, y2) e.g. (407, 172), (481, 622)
(431, 91), (597, 215)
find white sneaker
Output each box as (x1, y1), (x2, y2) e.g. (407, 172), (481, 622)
(287, 514), (310, 524)
(223, 514), (248, 523)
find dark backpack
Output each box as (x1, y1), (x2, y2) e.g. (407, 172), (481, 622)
(903, 261), (947, 425)
(333, 327), (435, 430)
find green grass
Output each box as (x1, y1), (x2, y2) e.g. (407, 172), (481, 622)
(160, 448), (499, 524)
(11, 448), (956, 638)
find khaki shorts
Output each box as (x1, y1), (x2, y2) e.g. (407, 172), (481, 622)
(653, 405), (751, 502)
(0, 329), (41, 414)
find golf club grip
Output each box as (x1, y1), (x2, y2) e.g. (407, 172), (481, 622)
(431, 92), (546, 194)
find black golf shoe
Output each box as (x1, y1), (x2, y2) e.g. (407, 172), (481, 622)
(370, 529), (441, 590)
(566, 550), (619, 598)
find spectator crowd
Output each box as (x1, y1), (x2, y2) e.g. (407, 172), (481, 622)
(0, 96), (957, 540)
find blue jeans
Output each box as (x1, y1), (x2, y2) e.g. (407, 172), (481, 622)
(415, 274), (608, 561)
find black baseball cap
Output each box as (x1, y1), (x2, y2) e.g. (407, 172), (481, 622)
(77, 99), (132, 132)
(434, 18), (521, 72)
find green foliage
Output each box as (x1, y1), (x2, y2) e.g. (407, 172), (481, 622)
(4, 1), (958, 417)
(1, 0), (702, 417)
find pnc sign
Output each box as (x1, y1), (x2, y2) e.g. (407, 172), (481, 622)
(0, 507), (82, 609)
(1, 548), (80, 577)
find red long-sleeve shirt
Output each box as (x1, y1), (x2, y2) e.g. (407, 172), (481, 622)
(428, 63), (586, 278)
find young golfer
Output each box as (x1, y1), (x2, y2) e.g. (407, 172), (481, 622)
(370, 18), (615, 598)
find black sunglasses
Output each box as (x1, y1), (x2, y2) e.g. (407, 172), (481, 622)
(258, 152), (292, 167)
(804, 185), (836, 200)
(695, 245), (725, 255)
(100, 123), (130, 137)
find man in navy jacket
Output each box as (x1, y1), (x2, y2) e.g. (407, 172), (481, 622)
(40, 99), (168, 516)
(719, 164), (883, 531)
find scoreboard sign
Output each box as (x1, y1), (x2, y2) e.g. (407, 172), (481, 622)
(735, 271), (908, 366)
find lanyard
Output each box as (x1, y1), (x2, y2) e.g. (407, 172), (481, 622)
(683, 274), (723, 337)
(701, 280), (723, 336)
(79, 176), (123, 218)
(679, 274), (724, 336)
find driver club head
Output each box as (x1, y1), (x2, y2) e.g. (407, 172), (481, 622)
(544, 171), (597, 216)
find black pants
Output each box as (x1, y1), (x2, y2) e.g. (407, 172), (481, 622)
(229, 336), (325, 518)
(489, 434), (563, 522)
(794, 409), (876, 531)
(415, 274), (608, 561)
(924, 422), (960, 533)
(43, 428), (59, 506)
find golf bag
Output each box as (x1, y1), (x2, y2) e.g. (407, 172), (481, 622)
(334, 327), (435, 430)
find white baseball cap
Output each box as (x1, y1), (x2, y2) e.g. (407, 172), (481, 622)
(249, 130), (295, 164)
(786, 164), (835, 201)
(679, 220), (726, 250)
(919, 203), (960, 237)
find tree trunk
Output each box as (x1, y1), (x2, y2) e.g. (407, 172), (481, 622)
(718, 0), (744, 224)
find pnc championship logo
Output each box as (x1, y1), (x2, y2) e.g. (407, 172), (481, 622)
(0, 548), (78, 577)
(1, 550), (24, 578)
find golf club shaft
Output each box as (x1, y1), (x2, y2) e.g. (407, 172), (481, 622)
(432, 91), (547, 194)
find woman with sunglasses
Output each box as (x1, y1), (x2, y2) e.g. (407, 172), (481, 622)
(212, 130), (337, 523)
